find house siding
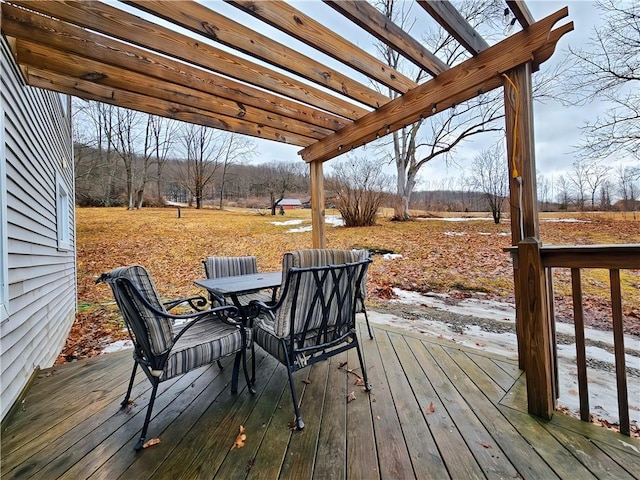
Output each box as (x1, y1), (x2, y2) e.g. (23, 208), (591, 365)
(1, 38), (76, 421)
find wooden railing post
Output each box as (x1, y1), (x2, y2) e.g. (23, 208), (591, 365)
(519, 237), (555, 419)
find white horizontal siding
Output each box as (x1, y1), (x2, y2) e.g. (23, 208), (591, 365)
(1, 38), (76, 421)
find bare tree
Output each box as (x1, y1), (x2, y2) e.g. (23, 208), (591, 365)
(555, 174), (572, 211)
(326, 156), (390, 227)
(584, 160), (609, 209)
(149, 116), (179, 206)
(73, 100), (121, 206)
(373, 0), (506, 221)
(108, 108), (146, 210)
(251, 162), (305, 215)
(562, 1), (640, 159)
(217, 135), (255, 209)
(469, 144), (508, 224)
(176, 124), (224, 209)
(567, 159), (589, 211)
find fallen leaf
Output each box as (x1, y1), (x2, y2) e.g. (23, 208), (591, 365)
(355, 376), (365, 386)
(347, 391), (357, 404)
(338, 361), (348, 369)
(232, 425), (247, 449)
(246, 458), (256, 472)
(143, 438), (161, 448)
(425, 401), (435, 414)
(475, 342), (486, 347)
(302, 377), (312, 385)
(477, 441), (492, 449)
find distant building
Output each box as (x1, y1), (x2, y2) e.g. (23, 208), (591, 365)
(275, 198), (302, 210)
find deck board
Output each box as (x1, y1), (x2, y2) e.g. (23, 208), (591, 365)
(1, 321), (637, 480)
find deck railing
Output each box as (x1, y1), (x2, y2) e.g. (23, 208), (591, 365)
(513, 242), (639, 436)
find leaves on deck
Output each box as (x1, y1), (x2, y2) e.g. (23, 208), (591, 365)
(346, 391), (357, 404)
(232, 425), (247, 449)
(143, 438), (161, 448)
(302, 377), (312, 385)
(425, 401), (435, 414)
(477, 441), (492, 449)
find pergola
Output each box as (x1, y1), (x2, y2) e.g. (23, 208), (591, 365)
(1, 1), (575, 422)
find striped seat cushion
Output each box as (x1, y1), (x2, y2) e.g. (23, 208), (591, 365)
(164, 317), (252, 380)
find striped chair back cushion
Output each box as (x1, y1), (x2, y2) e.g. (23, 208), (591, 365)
(108, 265), (173, 357)
(203, 256), (259, 279)
(275, 249), (369, 337)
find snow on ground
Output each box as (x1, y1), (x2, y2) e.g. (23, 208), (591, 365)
(369, 288), (640, 425)
(417, 217), (494, 222)
(270, 219), (304, 226)
(271, 214), (345, 233)
(101, 339), (133, 353)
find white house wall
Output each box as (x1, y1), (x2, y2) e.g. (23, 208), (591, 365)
(1, 38), (76, 421)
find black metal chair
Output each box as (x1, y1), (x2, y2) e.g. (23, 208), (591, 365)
(97, 265), (253, 451)
(250, 249), (372, 430)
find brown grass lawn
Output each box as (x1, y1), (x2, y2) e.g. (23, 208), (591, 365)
(61, 207), (640, 362)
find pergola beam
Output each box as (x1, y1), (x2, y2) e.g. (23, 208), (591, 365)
(226, 0), (417, 96)
(125, 1), (390, 110)
(300, 8), (573, 163)
(1, 3), (351, 132)
(416, 0), (489, 55)
(14, 40), (331, 142)
(25, 67), (315, 146)
(323, 0), (449, 77)
(8, 0), (366, 120)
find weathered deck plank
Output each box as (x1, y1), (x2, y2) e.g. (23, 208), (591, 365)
(1, 322), (637, 480)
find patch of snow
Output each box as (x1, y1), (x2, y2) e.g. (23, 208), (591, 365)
(383, 253), (403, 260)
(542, 218), (590, 223)
(326, 215), (345, 226)
(101, 339), (133, 354)
(444, 231), (466, 236)
(271, 219), (304, 226)
(393, 289), (516, 323)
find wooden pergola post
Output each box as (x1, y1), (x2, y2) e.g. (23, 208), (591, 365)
(504, 62), (555, 419)
(310, 160), (326, 248)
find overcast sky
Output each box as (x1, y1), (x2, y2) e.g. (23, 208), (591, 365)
(217, 1), (629, 189)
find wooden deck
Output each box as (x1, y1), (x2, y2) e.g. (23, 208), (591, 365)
(2, 322), (638, 480)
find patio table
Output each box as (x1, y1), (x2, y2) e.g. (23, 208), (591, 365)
(194, 271), (281, 308)
(196, 271), (282, 384)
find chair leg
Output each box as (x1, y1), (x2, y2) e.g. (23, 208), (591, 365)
(250, 342), (256, 385)
(121, 361), (138, 409)
(241, 346), (256, 395)
(363, 308), (373, 339)
(355, 339), (372, 392)
(231, 352), (241, 394)
(284, 361), (305, 430)
(134, 381), (159, 451)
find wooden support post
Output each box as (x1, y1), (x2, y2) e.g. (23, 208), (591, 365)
(504, 62), (540, 369)
(519, 237), (554, 419)
(310, 160), (326, 249)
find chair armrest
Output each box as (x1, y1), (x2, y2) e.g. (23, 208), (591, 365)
(163, 295), (208, 312)
(248, 299), (277, 322)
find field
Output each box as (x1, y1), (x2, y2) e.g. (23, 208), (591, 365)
(62, 207), (640, 362)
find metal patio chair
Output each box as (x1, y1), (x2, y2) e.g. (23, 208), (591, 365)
(97, 265), (253, 451)
(203, 255), (275, 307)
(250, 249), (373, 429)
